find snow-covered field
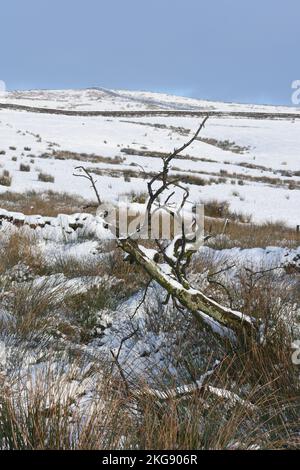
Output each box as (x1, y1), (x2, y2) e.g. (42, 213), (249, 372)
(0, 89), (299, 449)
(0, 88), (299, 226)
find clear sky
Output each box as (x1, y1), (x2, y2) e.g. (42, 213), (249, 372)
(0, 0), (299, 105)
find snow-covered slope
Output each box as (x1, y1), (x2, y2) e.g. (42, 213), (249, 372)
(2, 87), (300, 114)
(0, 88), (299, 225)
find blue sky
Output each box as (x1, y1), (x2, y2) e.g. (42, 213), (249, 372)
(0, 0), (299, 104)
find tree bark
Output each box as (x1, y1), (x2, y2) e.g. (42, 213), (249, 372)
(119, 238), (256, 340)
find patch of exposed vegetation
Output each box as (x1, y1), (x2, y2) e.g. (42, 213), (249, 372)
(38, 172), (55, 183)
(121, 147), (217, 163)
(36, 150), (124, 165)
(0, 170), (12, 187)
(0, 190), (94, 216)
(197, 137), (250, 154)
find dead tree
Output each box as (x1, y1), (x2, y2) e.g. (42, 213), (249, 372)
(78, 117), (256, 343)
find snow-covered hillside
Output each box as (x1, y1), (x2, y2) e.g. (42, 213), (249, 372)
(2, 87), (300, 114)
(0, 88), (299, 225)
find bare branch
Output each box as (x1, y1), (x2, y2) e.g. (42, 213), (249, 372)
(73, 166), (102, 205)
(129, 280), (152, 320)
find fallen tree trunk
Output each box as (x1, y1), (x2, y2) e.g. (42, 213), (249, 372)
(119, 238), (256, 340)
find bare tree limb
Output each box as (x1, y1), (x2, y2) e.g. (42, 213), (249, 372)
(73, 166), (102, 205)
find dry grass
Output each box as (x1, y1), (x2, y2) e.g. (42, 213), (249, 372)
(19, 163), (31, 172)
(0, 334), (298, 450)
(0, 274), (298, 449)
(191, 247), (299, 323)
(0, 365), (134, 450)
(47, 253), (103, 278)
(206, 217), (299, 249)
(0, 170), (12, 187)
(6, 281), (64, 340)
(135, 350), (299, 449)
(38, 172), (55, 183)
(197, 137), (249, 154)
(38, 150), (124, 165)
(202, 199), (299, 248)
(0, 232), (44, 275)
(123, 190), (148, 204)
(0, 203), (298, 449)
(0, 190), (95, 216)
(102, 247), (150, 293)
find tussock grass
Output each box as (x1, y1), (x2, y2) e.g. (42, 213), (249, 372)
(0, 204), (298, 449)
(0, 190), (94, 216)
(202, 199), (299, 248)
(39, 150), (124, 165)
(6, 281), (64, 340)
(0, 170), (12, 187)
(0, 334), (298, 449)
(206, 218), (299, 249)
(0, 364), (133, 450)
(19, 163), (31, 172)
(0, 232), (44, 275)
(48, 254), (103, 278)
(38, 172), (55, 183)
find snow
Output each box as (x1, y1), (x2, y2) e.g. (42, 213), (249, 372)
(197, 245), (300, 271)
(0, 88), (299, 226)
(0, 88), (298, 450)
(0, 200), (298, 447)
(3, 87), (300, 113)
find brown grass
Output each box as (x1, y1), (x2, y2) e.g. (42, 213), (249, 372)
(205, 217), (299, 249)
(0, 228), (298, 449)
(38, 150), (124, 165)
(19, 163), (31, 172)
(0, 365), (134, 450)
(0, 232), (44, 275)
(0, 170), (12, 187)
(0, 336), (298, 449)
(38, 172), (55, 183)
(0, 190), (95, 216)
(7, 281), (64, 340)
